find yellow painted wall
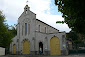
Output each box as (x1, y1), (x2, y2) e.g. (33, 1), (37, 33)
(50, 36), (61, 55)
(23, 40), (30, 54)
(13, 44), (16, 54)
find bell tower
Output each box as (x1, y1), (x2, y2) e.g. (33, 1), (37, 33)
(24, 0), (30, 14)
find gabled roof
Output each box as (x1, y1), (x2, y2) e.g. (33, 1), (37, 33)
(36, 19), (59, 31)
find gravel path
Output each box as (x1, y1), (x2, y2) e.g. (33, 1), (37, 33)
(0, 54), (85, 57)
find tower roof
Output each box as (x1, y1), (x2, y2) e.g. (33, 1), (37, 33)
(24, 4), (30, 9)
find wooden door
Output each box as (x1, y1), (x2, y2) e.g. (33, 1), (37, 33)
(23, 40), (30, 54)
(50, 37), (61, 55)
(13, 44), (16, 54)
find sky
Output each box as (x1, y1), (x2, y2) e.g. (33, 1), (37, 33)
(0, 0), (71, 33)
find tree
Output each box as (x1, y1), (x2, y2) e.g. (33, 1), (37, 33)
(8, 25), (17, 38)
(66, 31), (83, 49)
(67, 31), (78, 41)
(55, 0), (85, 34)
(66, 31), (82, 44)
(0, 11), (17, 48)
(0, 10), (9, 47)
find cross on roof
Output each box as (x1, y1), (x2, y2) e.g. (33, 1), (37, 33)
(26, 0), (28, 5)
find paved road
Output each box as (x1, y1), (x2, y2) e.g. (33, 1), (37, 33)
(0, 54), (85, 57)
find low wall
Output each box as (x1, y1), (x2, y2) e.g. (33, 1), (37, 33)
(0, 47), (5, 55)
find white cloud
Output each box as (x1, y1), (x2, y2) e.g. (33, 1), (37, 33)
(0, 0), (71, 32)
(36, 14), (71, 32)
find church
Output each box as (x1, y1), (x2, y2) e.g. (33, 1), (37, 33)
(10, 5), (67, 55)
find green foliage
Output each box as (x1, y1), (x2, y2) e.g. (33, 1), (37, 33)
(0, 11), (8, 47)
(66, 31), (85, 45)
(55, 0), (85, 34)
(8, 25), (17, 38)
(56, 21), (64, 24)
(67, 31), (78, 41)
(0, 11), (17, 48)
(74, 40), (81, 44)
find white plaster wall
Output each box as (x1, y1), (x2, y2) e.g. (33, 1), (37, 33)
(10, 36), (18, 53)
(35, 32), (48, 54)
(47, 32), (66, 51)
(35, 32), (66, 52)
(35, 20), (58, 33)
(47, 26), (58, 33)
(10, 5), (66, 54)
(11, 5), (36, 54)
(0, 47), (5, 55)
(17, 6), (36, 52)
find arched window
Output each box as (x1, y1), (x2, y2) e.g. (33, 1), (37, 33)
(26, 8), (27, 14)
(28, 24), (30, 35)
(26, 10), (27, 14)
(25, 23), (27, 35)
(22, 25), (23, 35)
(39, 25), (40, 32)
(45, 27), (46, 33)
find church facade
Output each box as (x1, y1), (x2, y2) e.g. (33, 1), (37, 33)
(10, 5), (67, 55)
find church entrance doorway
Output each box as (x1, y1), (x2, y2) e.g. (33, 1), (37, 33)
(13, 44), (16, 54)
(39, 42), (43, 54)
(50, 36), (61, 55)
(22, 40), (30, 54)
